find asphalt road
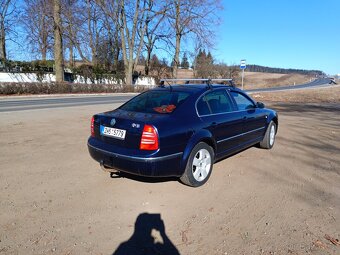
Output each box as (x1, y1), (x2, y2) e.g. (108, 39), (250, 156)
(246, 78), (333, 93)
(0, 78), (333, 112)
(0, 94), (134, 112)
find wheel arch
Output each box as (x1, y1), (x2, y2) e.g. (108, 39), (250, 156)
(267, 111), (278, 134)
(179, 130), (216, 175)
(269, 115), (278, 134)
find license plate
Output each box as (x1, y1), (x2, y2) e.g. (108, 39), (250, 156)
(100, 125), (126, 140)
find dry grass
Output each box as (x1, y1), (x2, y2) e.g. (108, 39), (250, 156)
(243, 72), (312, 89)
(251, 86), (340, 104)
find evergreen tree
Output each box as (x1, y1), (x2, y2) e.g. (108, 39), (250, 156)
(180, 53), (189, 69)
(150, 54), (160, 67)
(194, 49), (215, 77)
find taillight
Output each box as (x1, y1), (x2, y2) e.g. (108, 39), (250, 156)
(140, 124), (159, 150)
(91, 116), (95, 137)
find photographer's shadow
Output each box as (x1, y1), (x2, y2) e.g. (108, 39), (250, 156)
(112, 213), (180, 255)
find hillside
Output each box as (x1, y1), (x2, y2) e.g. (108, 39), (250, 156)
(173, 70), (313, 88)
(235, 72), (313, 89)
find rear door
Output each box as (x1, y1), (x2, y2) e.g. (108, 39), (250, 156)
(197, 89), (244, 157)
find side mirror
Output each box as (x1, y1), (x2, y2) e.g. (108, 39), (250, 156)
(256, 102), (265, 108)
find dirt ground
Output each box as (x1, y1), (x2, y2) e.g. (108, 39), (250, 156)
(0, 98), (339, 254)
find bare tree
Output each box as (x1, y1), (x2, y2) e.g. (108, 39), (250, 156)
(0, 0), (16, 62)
(149, 54), (170, 82)
(227, 64), (240, 81)
(166, 0), (222, 78)
(53, 0), (64, 81)
(61, 0), (101, 65)
(118, 0), (148, 85)
(215, 62), (229, 78)
(62, 0), (83, 66)
(142, 1), (168, 76)
(22, 0), (53, 61)
(102, 10), (121, 71)
(97, 0), (149, 85)
(84, 0), (104, 65)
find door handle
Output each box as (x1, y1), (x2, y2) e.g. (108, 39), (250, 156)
(211, 122), (217, 127)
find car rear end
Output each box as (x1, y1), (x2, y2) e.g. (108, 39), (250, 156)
(87, 88), (196, 177)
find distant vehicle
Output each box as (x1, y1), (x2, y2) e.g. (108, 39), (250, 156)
(329, 77), (337, 84)
(87, 79), (278, 187)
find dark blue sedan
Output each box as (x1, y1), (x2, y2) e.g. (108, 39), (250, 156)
(88, 79), (278, 187)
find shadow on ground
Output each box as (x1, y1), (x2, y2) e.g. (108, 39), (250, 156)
(112, 213), (180, 255)
(110, 171), (180, 184)
(259, 102), (340, 208)
(269, 102), (340, 115)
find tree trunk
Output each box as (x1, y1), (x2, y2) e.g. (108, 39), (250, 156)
(41, 13), (48, 61)
(41, 41), (47, 61)
(69, 46), (74, 67)
(0, 0), (10, 62)
(174, 33), (181, 78)
(0, 28), (6, 61)
(125, 62), (133, 86)
(53, 0), (64, 82)
(144, 32), (153, 76)
(145, 47), (151, 76)
(173, 1), (181, 78)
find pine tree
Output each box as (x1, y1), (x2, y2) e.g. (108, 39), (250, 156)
(194, 49), (215, 77)
(180, 53), (189, 69)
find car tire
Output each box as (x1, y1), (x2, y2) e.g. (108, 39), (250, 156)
(180, 142), (214, 187)
(259, 121), (276, 149)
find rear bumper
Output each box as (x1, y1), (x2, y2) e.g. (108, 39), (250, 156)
(87, 137), (183, 177)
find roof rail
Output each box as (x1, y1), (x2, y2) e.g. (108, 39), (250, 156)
(159, 78), (234, 89)
(160, 78), (232, 83)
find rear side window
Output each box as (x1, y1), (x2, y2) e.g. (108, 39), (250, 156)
(230, 92), (255, 110)
(197, 90), (233, 115)
(120, 90), (190, 114)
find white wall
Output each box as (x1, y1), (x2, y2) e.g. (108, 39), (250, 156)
(0, 72), (155, 86)
(134, 76), (156, 86)
(0, 72), (55, 83)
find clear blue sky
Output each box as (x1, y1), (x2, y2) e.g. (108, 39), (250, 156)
(214, 0), (340, 74)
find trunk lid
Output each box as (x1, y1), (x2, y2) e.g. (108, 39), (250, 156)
(94, 109), (165, 149)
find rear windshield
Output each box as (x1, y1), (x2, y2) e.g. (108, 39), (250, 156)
(120, 90), (191, 114)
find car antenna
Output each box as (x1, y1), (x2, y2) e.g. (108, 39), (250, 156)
(159, 79), (173, 91)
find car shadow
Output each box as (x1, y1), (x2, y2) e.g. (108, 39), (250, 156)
(110, 171), (180, 184)
(112, 213), (181, 255)
(110, 146), (261, 184)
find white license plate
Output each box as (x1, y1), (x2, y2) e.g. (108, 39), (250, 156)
(100, 126), (126, 140)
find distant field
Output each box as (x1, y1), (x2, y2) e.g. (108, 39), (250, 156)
(251, 85), (340, 103)
(174, 69), (314, 88)
(241, 71), (313, 89)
